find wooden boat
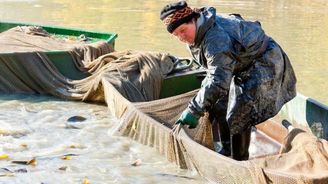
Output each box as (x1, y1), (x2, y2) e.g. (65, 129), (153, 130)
(1, 21), (327, 183)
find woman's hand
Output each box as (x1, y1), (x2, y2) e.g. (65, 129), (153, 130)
(176, 109), (199, 129)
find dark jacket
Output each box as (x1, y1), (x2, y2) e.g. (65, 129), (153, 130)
(188, 7), (296, 134)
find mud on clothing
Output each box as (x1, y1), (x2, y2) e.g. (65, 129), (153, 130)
(187, 7), (297, 135)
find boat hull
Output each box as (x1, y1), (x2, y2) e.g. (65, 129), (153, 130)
(0, 21), (117, 80)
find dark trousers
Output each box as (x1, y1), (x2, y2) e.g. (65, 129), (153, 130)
(210, 98), (252, 161)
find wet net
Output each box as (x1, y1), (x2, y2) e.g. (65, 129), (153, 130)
(1, 26), (328, 184)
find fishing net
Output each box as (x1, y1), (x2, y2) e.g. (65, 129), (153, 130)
(103, 78), (328, 184)
(0, 25), (113, 53)
(1, 26), (328, 184)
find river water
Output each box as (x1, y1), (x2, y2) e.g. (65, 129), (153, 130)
(0, 95), (206, 184)
(0, 0), (327, 104)
(0, 0), (327, 183)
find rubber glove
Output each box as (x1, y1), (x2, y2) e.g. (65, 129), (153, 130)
(176, 109), (199, 129)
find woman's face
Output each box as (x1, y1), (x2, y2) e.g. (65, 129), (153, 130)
(172, 20), (196, 45)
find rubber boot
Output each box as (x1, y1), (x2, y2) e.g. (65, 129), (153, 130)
(210, 99), (231, 156)
(211, 119), (231, 156)
(231, 128), (251, 161)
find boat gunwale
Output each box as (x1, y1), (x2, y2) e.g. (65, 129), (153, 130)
(0, 20), (118, 54)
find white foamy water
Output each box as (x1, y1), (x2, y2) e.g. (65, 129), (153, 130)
(0, 95), (207, 184)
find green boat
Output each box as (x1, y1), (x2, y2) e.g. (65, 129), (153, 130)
(0, 21), (117, 80)
(0, 21), (327, 183)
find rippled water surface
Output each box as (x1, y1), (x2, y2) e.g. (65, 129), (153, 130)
(0, 95), (206, 184)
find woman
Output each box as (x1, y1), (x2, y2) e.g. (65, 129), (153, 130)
(160, 1), (297, 160)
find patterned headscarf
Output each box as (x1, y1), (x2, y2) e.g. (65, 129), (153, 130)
(160, 1), (199, 33)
